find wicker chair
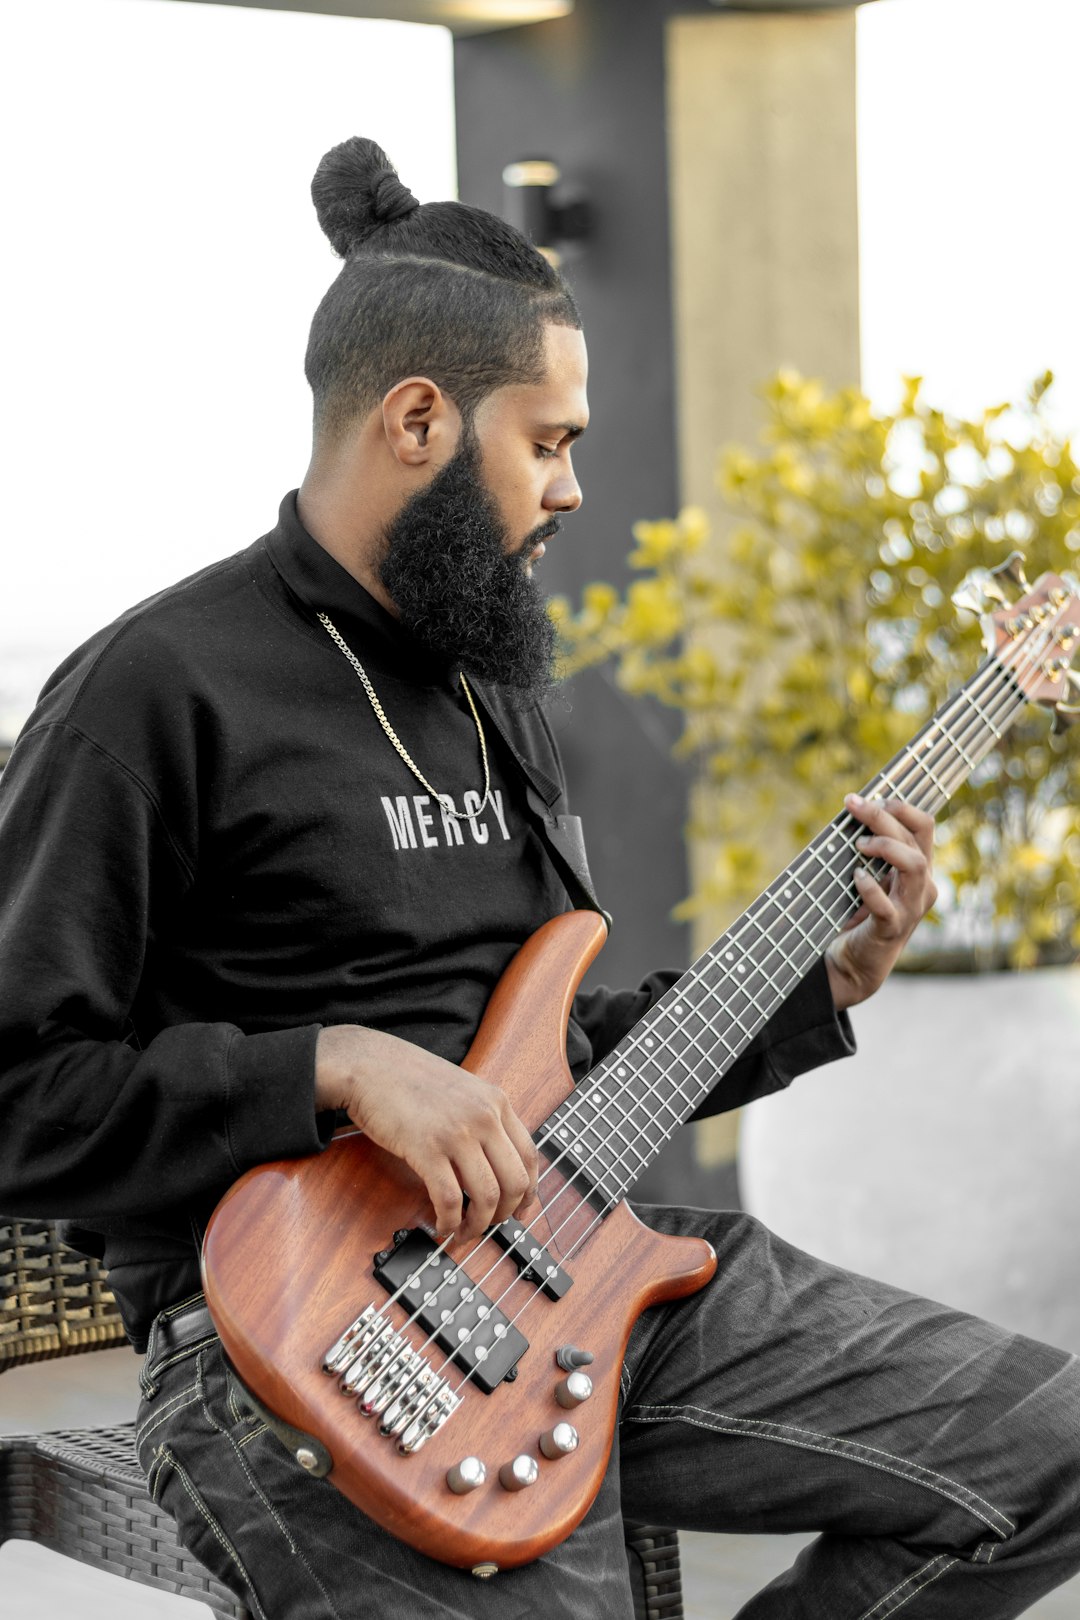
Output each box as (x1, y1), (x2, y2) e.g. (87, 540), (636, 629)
(1, 1217), (682, 1618)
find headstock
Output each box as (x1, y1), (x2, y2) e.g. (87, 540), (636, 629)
(951, 552), (1080, 729)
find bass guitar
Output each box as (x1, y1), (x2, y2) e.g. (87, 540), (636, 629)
(202, 559), (1079, 1576)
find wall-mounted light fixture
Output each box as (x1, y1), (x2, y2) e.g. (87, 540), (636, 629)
(502, 159), (590, 267)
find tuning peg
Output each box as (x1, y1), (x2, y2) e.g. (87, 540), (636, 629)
(990, 551), (1031, 594)
(1051, 671), (1080, 733)
(951, 567), (1008, 617)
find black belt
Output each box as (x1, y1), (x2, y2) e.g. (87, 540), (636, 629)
(139, 1291), (217, 1398)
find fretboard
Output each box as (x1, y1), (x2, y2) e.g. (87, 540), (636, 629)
(541, 651), (1029, 1210)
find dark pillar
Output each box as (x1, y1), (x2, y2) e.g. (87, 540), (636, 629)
(454, 1), (709, 995)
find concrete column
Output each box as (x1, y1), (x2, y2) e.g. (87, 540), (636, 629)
(664, 10), (861, 1174)
(668, 10), (860, 516)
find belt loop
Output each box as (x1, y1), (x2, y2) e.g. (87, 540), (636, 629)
(140, 1316), (163, 1399)
(139, 1293), (215, 1400)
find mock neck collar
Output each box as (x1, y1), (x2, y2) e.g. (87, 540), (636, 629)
(263, 489), (460, 691)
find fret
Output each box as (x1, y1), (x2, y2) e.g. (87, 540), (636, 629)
(806, 840), (852, 898)
(935, 714), (975, 771)
(773, 902), (826, 959)
(798, 882), (847, 936)
(903, 739), (953, 800)
(599, 1119), (650, 1174)
(963, 685), (1003, 739)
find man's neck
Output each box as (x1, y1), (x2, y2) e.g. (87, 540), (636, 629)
(297, 468), (399, 618)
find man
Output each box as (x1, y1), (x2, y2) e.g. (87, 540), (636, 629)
(1, 138), (1077, 1618)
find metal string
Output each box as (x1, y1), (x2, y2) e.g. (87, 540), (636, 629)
(368, 616), (1058, 1425)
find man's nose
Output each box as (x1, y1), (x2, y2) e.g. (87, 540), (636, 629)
(545, 470), (583, 513)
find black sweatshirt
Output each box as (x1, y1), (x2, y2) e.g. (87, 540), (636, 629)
(0, 492), (853, 1346)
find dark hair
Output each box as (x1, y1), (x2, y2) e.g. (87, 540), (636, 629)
(305, 137), (581, 444)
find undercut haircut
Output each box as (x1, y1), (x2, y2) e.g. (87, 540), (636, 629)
(305, 138), (581, 445)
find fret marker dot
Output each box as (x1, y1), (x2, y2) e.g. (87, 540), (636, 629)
(674, 1003), (685, 1015)
(617, 1066), (627, 1078)
(558, 1128), (569, 1140)
(645, 1037), (655, 1049)
(725, 951), (734, 961)
(737, 964), (746, 974)
(783, 889), (792, 899)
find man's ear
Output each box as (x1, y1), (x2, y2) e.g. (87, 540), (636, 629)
(381, 377), (462, 468)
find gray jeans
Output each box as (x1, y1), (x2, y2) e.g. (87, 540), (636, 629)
(134, 1206), (1080, 1618)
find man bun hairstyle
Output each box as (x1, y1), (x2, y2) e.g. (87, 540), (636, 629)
(305, 137), (581, 445)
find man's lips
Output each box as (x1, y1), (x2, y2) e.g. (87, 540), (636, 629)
(527, 520), (562, 560)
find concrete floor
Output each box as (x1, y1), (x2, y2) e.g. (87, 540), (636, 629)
(4, 1330), (1080, 1617)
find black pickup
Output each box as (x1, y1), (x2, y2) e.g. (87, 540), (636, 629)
(374, 1230), (529, 1395)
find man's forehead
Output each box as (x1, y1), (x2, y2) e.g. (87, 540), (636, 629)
(531, 323), (589, 426)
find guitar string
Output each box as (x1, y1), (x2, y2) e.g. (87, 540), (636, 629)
(353, 638), (1044, 1429)
(344, 614), (1058, 1428)
(402, 636), (1042, 1408)
(524, 618), (1054, 1198)
(535, 615), (1063, 1167)
(393, 637), (1050, 1426)
(342, 613), (1060, 1424)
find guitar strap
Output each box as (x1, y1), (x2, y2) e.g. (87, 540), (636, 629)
(469, 685), (613, 932)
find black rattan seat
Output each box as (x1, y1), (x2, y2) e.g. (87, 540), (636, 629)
(1, 1216), (682, 1617)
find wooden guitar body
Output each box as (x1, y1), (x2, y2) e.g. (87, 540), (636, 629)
(202, 910), (717, 1572)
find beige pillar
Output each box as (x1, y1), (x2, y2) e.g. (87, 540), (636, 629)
(665, 10), (861, 1167)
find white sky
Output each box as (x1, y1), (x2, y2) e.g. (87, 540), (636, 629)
(0, 0), (455, 734)
(2, 0), (1079, 735)
(858, 0), (1080, 429)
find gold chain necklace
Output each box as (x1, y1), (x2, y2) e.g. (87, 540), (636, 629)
(316, 611), (491, 821)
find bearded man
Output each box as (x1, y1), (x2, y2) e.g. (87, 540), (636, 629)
(1, 138), (1078, 1620)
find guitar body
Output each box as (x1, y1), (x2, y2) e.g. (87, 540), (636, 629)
(202, 911), (717, 1572)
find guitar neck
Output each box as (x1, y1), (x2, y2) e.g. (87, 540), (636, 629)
(543, 649), (1030, 1208)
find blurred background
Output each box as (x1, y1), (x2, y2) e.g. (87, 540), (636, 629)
(3, 1), (1080, 1613)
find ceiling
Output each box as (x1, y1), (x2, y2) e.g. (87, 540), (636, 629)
(162, 0), (879, 35)
(161, 0), (574, 35)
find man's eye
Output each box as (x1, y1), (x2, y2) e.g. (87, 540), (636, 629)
(535, 444), (558, 459)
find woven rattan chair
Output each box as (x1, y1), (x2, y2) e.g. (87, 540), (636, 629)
(1, 1217), (682, 1618)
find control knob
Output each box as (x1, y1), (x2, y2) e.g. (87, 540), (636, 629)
(499, 1454), (539, 1491)
(539, 1422), (579, 1459)
(554, 1370), (593, 1408)
(446, 1456), (486, 1495)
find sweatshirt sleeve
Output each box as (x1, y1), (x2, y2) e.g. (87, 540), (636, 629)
(0, 721), (328, 1223)
(571, 955), (855, 1115)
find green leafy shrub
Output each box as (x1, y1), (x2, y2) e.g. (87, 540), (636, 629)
(551, 371), (1080, 968)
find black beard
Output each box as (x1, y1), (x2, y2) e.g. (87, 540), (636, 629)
(379, 439), (558, 703)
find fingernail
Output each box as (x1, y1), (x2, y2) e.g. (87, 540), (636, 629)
(855, 836), (870, 849)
